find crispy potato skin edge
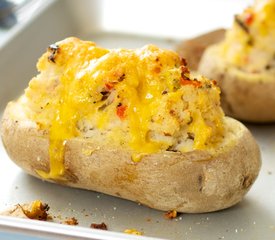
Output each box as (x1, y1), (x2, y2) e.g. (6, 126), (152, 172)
(1, 101), (261, 213)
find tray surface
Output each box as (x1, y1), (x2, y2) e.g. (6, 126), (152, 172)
(0, 0), (274, 238)
(1, 33), (275, 240)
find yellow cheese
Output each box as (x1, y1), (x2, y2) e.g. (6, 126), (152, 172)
(220, 0), (275, 73)
(24, 38), (224, 180)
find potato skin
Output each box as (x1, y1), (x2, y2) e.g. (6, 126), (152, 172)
(1, 102), (261, 213)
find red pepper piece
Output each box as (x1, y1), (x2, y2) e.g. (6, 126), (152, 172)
(180, 78), (202, 87)
(116, 104), (127, 119)
(244, 12), (254, 25)
(105, 82), (114, 90)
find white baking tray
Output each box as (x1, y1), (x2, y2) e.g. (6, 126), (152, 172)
(0, 0), (274, 239)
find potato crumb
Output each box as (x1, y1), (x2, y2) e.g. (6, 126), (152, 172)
(164, 210), (177, 219)
(64, 217), (78, 225)
(0, 200), (51, 221)
(124, 228), (143, 235)
(20, 200), (50, 221)
(90, 222), (108, 230)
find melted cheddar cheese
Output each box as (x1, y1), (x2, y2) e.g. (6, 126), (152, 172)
(23, 37), (224, 180)
(220, 0), (275, 73)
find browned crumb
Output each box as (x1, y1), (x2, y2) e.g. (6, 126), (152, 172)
(21, 200), (50, 221)
(0, 200), (51, 221)
(124, 228), (143, 235)
(90, 222), (108, 230)
(64, 217), (78, 225)
(164, 210), (177, 219)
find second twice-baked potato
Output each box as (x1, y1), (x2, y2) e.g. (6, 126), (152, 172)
(177, 0), (275, 122)
(1, 37), (261, 213)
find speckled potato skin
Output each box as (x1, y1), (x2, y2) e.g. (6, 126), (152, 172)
(199, 45), (275, 123)
(1, 102), (261, 213)
(177, 29), (275, 123)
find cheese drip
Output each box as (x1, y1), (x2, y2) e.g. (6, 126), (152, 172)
(24, 37), (224, 180)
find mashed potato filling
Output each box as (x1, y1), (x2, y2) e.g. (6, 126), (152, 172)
(22, 37), (224, 180)
(220, 0), (275, 73)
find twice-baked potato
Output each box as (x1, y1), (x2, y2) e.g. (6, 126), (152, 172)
(1, 37), (261, 213)
(177, 0), (275, 122)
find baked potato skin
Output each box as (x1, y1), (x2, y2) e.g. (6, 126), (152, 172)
(199, 46), (275, 122)
(1, 101), (261, 213)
